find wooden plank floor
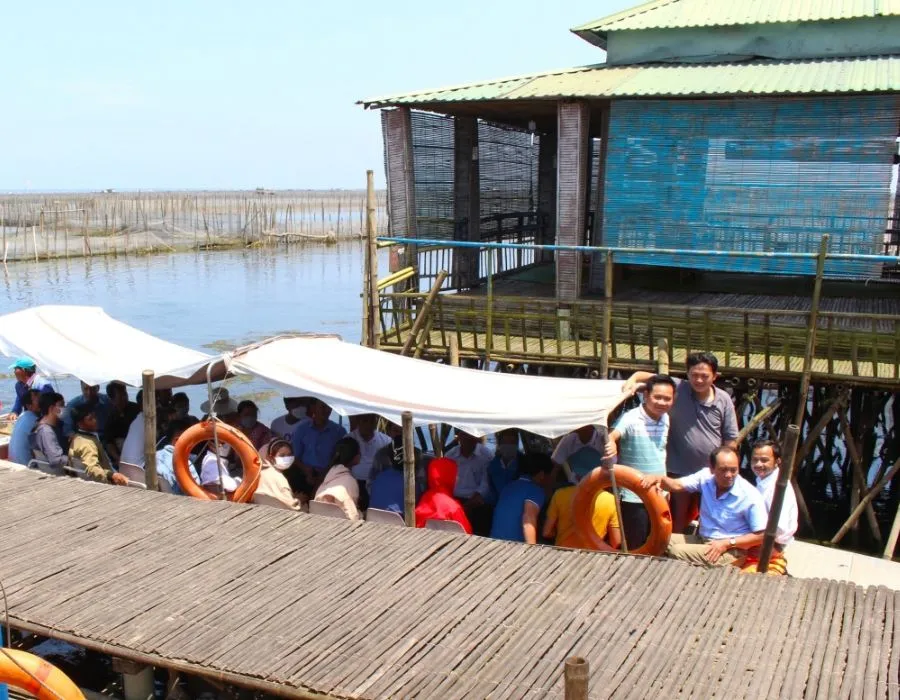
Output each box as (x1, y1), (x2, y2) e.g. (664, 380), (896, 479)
(385, 329), (899, 383)
(1, 465), (898, 700)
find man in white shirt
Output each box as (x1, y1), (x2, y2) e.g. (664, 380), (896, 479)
(348, 413), (392, 509)
(270, 397), (311, 441)
(551, 424), (611, 483)
(750, 439), (798, 548)
(445, 431), (493, 535)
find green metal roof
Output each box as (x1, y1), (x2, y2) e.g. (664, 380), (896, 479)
(361, 56), (900, 109)
(573, 0), (900, 48)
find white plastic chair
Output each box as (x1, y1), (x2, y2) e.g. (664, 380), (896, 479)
(308, 500), (350, 519)
(425, 519), (468, 534)
(117, 461), (148, 489)
(366, 508), (407, 527)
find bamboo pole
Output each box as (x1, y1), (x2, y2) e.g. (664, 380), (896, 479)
(831, 456), (900, 545)
(366, 170), (379, 349)
(884, 503), (900, 560)
(564, 657), (589, 700)
(838, 407), (882, 545)
(735, 399), (781, 446)
(757, 424), (801, 573)
(449, 336), (460, 367)
(600, 252), (613, 377)
(402, 411), (416, 526)
(400, 270), (448, 356)
(657, 337), (669, 375)
(142, 371), (158, 491)
(485, 247), (494, 368)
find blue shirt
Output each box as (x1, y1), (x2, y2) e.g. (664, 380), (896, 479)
(62, 394), (112, 437)
(488, 454), (520, 504)
(9, 411), (39, 464)
(613, 406), (669, 503)
(679, 470), (768, 540)
(12, 377), (53, 415)
(291, 419), (347, 472)
(155, 445), (184, 495)
(368, 468), (404, 515)
(490, 477), (546, 542)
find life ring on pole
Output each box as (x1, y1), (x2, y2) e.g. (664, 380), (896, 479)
(0, 648), (86, 700)
(172, 420), (261, 503)
(572, 465), (672, 556)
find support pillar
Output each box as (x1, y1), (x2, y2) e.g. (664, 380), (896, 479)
(453, 116), (480, 289)
(537, 129), (557, 264)
(381, 107), (418, 275)
(555, 101), (590, 303)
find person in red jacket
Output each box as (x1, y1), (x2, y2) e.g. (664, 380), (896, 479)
(415, 457), (472, 534)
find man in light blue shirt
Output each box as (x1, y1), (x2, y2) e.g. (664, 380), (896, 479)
(8, 390), (41, 464)
(641, 445), (767, 568)
(290, 399), (346, 493)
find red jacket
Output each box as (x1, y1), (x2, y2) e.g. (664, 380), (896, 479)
(415, 457), (472, 534)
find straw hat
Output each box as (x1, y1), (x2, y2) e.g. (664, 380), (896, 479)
(200, 387), (238, 415)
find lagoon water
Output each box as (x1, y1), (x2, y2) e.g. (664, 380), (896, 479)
(0, 243), (385, 423)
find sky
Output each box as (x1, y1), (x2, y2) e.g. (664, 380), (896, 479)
(1, 0), (633, 191)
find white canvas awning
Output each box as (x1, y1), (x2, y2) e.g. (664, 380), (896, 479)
(0, 305), (225, 389)
(227, 336), (629, 438)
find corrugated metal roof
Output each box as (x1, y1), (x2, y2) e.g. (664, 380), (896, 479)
(361, 56), (900, 108)
(572, 0), (900, 48)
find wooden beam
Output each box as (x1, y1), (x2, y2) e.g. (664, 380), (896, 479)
(141, 371), (158, 491)
(830, 455), (900, 545)
(401, 270), (448, 356)
(365, 169), (379, 349)
(838, 407), (882, 545)
(402, 411), (416, 527)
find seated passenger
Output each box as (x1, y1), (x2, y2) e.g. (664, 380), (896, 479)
(63, 382), (112, 438)
(641, 446), (767, 568)
(490, 452), (552, 544)
(8, 389), (41, 465)
(104, 381), (139, 463)
(6, 357), (53, 419)
(253, 439), (301, 511)
(291, 399), (347, 493)
(314, 437), (361, 520)
(155, 419), (192, 495)
(488, 428), (522, 503)
(368, 438), (405, 516)
(415, 457), (472, 534)
(349, 413), (392, 500)
(172, 392), (199, 426)
(552, 423), (611, 483)
(238, 400), (274, 451)
(198, 438), (241, 495)
(445, 431), (492, 534)
(543, 479), (621, 551)
(270, 397), (310, 440)
(68, 403), (128, 485)
(31, 392), (69, 470)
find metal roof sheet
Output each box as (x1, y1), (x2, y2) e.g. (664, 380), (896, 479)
(361, 56), (900, 109)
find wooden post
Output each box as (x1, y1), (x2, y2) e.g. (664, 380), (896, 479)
(839, 408), (882, 545)
(402, 411), (416, 526)
(831, 456), (900, 544)
(884, 503), (900, 560)
(142, 371), (158, 490)
(793, 234), (829, 428)
(757, 424), (800, 573)
(564, 657), (589, 700)
(400, 270), (448, 356)
(599, 252), (614, 377)
(449, 335), (460, 367)
(735, 399), (781, 446)
(657, 337), (669, 375)
(485, 247), (494, 368)
(365, 170), (380, 349)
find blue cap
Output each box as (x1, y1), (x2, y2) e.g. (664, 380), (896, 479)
(8, 357), (37, 371)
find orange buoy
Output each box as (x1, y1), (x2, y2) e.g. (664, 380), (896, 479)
(572, 465), (672, 556)
(172, 420), (261, 503)
(0, 648), (86, 700)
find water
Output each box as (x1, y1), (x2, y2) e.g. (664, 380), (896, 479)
(0, 243), (384, 424)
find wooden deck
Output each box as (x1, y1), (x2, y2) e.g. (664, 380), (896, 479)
(1, 465), (899, 699)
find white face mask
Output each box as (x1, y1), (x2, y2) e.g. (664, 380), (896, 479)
(290, 407), (307, 419)
(274, 455), (295, 470)
(215, 443), (231, 458)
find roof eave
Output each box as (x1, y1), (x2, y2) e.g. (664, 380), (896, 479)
(570, 27), (607, 50)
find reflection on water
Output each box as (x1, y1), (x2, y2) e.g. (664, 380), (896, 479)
(0, 244), (382, 423)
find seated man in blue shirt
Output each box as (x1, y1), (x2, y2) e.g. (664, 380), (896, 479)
(63, 382), (112, 438)
(156, 419), (192, 495)
(289, 398), (346, 495)
(8, 389), (41, 464)
(490, 452), (552, 544)
(640, 445), (768, 568)
(6, 358), (53, 418)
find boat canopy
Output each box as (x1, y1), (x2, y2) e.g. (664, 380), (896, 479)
(0, 305), (224, 389)
(227, 335), (629, 438)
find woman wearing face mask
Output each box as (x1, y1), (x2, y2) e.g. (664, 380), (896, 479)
(237, 400), (275, 450)
(251, 439), (301, 510)
(198, 437), (242, 496)
(313, 437), (362, 520)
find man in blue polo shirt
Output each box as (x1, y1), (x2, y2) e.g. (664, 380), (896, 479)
(641, 445), (767, 567)
(290, 398), (346, 494)
(6, 358), (53, 418)
(490, 452), (552, 544)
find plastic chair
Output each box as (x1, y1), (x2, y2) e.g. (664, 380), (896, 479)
(366, 508), (407, 527)
(65, 458), (89, 480)
(308, 500), (350, 519)
(117, 462), (148, 489)
(425, 519), (468, 534)
(27, 458), (66, 477)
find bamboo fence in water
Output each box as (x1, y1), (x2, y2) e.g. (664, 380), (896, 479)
(0, 190), (388, 262)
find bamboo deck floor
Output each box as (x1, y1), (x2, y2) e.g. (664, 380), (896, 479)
(388, 329), (898, 382)
(1, 465), (899, 700)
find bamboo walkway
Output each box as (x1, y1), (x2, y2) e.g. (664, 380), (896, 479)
(1, 465), (898, 700)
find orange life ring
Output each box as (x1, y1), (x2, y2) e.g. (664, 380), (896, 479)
(0, 648), (86, 700)
(572, 465), (672, 556)
(173, 420), (261, 503)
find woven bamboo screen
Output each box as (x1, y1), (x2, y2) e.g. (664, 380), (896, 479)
(603, 96), (899, 277)
(410, 111), (456, 240)
(477, 121), (539, 219)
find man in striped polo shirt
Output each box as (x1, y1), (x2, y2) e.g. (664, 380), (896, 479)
(605, 374), (676, 548)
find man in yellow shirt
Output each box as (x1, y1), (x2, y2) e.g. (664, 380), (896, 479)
(543, 484), (621, 551)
